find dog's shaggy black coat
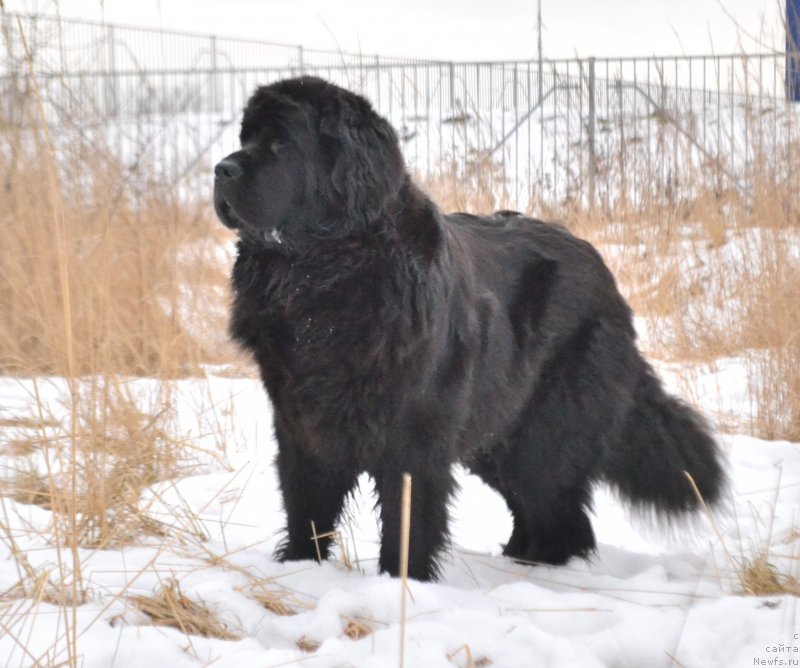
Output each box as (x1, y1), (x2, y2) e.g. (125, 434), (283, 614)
(214, 76), (726, 581)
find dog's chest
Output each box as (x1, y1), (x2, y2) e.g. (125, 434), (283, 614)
(231, 248), (423, 447)
(264, 310), (405, 460)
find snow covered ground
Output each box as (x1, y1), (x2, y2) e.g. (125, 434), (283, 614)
(0, 352), (798, 667)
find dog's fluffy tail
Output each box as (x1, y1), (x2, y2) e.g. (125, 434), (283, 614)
(602, 369), (726, 516)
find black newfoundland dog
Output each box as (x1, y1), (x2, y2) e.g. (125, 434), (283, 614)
(214, 76), (725, 581)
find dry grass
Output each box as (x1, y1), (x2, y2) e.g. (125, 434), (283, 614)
(244, 577), (314, 617)
(0, 517), (85, 607)
(1, 13), (235, 380)
(686, 470), (799, 598)
(0, 141), (230, 377)
(250, 586), (301, 617)
(728, 532), (800, 598)
(624, 177), (798, 440)
(0, 381), (199, 548)
(421, 152), (515, 215)
(310, 523), (362, 574)
(129, 578), (240, 640)
(737, 555), (800, 597)
(296, 636), (322, 653)
(447, 644), (493, 668)
(342, 616), (374, 640)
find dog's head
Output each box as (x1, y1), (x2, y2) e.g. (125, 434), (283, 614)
(214, 76), (406, 247)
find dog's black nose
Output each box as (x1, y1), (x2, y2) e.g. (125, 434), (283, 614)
(215, 157), (244, 180)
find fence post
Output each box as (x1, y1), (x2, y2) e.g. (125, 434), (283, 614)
(617, 78), (627, 206)
(106, 24), (117, 117)
(209, 34), (218, 114)
(298, 45), (305, 75)
(375, 55), (381, 108)
(587, 57), (597, 210)
(449, 61), (455, 109)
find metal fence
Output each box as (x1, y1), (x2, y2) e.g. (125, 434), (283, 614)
(2, 12), (799, 212)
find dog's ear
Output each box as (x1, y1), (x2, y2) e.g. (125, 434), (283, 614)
(318, 91), (405, 227)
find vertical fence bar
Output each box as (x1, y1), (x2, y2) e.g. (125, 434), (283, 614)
(716, 56), (721, 192)
(210, 34), (218, 113)
(375, 55), (381, 108)
(512, 63), (518, 205)
(659, 57), (666, 208)
(688, 57), (693, 188)
(565, 60), (571, 205)
(617, 70), (626, 207)
(673, 57), (678, 199)
(646, 57), (652, 208)
(527, 61), (533, 210)
(587, 57), (597, 210)
(425, 64), (430, 179)
(413, 65), (419, 176)
(106, 24), (117, 117)
(577, 59), (584, 209)
(475, 65), (482, 191)
(449, 61), (455, 109)
(605, 58), (612, 211)
(729, 56), (734, 190)
(539, 63), (545, 202)
(551, 62), (558, 204)
(702, 55), (707, 168)
(773, 54), (777, 180)
(632, 58), (638, 209)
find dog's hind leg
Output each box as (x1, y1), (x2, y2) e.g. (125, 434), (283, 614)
(466, 449), (530, 559)
(469, 441), (597, 565)
(477, 318), (640, 566)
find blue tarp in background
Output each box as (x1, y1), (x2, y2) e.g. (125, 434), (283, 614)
(789, 0), (800, 100)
